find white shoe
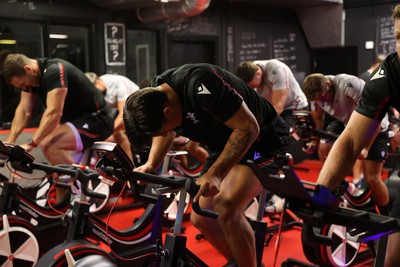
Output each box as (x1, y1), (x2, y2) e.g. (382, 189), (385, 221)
(265, 195), (285, 213)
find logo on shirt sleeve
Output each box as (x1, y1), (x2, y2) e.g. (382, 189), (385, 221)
(197, 83), (211, 94)
(370, 67), (386, 81)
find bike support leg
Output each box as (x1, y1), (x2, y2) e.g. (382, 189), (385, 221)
(251, 189), (270, 267)
(0, 183), (18, 213)
(161, 234), (187, 267)
(250, 219), (268, 267)
(373, 235), (388, 267)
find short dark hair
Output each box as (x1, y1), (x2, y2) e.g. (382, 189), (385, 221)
(236, 61), (258, 83)
(303, 73), (326, 101)
(123, 87), (167, 149)
(2, 53), (30, 84)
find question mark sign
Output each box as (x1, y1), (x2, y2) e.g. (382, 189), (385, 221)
(113, 50), (119, 61)
(111, 26), (118, 38)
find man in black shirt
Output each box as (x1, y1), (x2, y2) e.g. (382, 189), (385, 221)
(123, 63), (289, 267)
(2, 53), (113, 199)
(315, 4), (400, 266)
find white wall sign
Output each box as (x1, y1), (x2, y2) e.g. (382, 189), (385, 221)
(104, 23), (126, 66)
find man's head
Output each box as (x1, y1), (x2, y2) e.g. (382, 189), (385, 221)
(0, 50), (12, 74)
(85, 72), (106, 95)
(303, 73), (330, 102)
(392, 4), (400, 57)
(123, 87), (168, 149)
(3, 53), (40, 89)
(236, 61), (263, 88)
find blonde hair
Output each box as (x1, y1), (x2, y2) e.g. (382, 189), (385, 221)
(391, 4), (400, 21)
(85, 72), (98, 84)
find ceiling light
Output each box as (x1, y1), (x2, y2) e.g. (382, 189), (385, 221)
(49, 34), (68, 39)
(0, 39), (16, 45)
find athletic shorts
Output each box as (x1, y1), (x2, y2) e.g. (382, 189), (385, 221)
(66, 106), (114, 150)
(325, 119), (389, 162)
(203, 145), (289, 188)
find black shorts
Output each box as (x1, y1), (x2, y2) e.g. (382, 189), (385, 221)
(324, 120), (345, 136)
(325, 119), (388, 162)
(367, 131), (389, 162)
(203, 145), (289, 188)
(67, 107), (114, 150)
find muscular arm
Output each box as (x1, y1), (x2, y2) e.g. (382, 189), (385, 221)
(311, 106), (325, 131)
(194, 102), (260, 201)
(136, 131), (176, 173)
(31, 87), (66, 145)
(113, 100), (125, 133)
(270, 88), (288, 115)
(316, 111), (380, 190)
(5, 91), (36, 144)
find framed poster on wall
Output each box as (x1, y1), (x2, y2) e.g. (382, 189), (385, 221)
(104, 22), (126, 66)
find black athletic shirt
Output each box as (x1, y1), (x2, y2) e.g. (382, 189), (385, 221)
(22, 58), (107, 123)
(150, 63), (288, 152)
(356, 53), (400, 121)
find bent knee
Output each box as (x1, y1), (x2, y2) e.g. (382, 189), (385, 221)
(39, 139), (51, 153)
(213, 196), (241, 221)
(190, 211), (213, 231)
(365, 175), (385, 187)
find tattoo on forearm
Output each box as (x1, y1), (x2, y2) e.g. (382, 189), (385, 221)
(227, 128), (252, 157)
(212, 128), (254, 177)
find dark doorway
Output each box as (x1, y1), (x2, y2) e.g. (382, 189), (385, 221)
(48, 25), (90, 71)
(168, 37), (216, 68)
(312, 46), (358, 76)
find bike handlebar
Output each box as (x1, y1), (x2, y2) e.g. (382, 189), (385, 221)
(91, 141), (218, 219)
(184, 178), (219, 219)
(126, 171), (219, 219)
(0, 141), (107, 200)
(292, 110), (338, 141)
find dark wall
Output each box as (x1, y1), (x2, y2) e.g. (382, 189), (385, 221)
(345, 1), (398, 75)
(230, 6), (311, 82)
(0, 0), (313, 77)
(1, 1), (398, 79)
(0, 0), (110, 74)
(148, 3), (312, 81)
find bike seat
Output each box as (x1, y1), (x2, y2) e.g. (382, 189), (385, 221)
(74, 255), (117, 267)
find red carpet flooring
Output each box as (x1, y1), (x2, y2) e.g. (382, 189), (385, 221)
(97, 160), (387, 267)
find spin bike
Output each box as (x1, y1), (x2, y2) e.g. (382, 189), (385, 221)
(282, 110), (395, 267)
(157, 137), (206, 224)
(34, 148), (111, 214)
(35, 141), (218, 267)
(293, 110), (376, 212)
(247, 157), (400, 267)
(37, 141), (283, 267)
(164, 137), (205, 178)
(0, 142), (81, 266)
(0, 142), (164, 267)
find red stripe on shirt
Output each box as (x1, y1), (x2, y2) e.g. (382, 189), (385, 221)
(77, 129), (99, 139)
(58, 62), (66, 87)
(374, 95), (389, 120)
